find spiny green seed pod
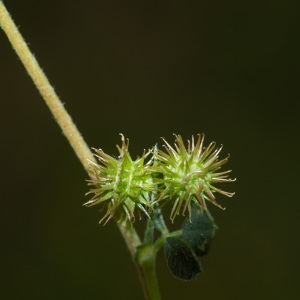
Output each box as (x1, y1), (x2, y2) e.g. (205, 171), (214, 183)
(153, 134), (235, 221)
(84, 134), (154, 225)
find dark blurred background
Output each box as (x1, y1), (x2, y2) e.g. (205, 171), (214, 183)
(1, 0), (299, 299)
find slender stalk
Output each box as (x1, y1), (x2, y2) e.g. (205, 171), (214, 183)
(138, 258), (161, 300)
(117, 221), (142, 260)
(119, 222), (161, 299)
(0, 1), (93, 171)
(136, 245), (161, 300)
(0, 2), (161, 299)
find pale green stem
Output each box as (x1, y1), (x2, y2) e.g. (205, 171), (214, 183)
(0, 2), (160, 299)
(136, 244), (161, 300)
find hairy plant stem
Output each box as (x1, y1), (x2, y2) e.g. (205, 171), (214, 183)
(0, 2), (161, 299)
(0, 1), (93, 171)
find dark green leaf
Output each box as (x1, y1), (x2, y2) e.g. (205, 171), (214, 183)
(164, 237), (202, 281)
(182, 205), (218, 257)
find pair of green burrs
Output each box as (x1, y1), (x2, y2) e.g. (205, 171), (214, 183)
(85, 134), (234, 280)
(85, 134), (235, 225)
(164, 204), (218, 280)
